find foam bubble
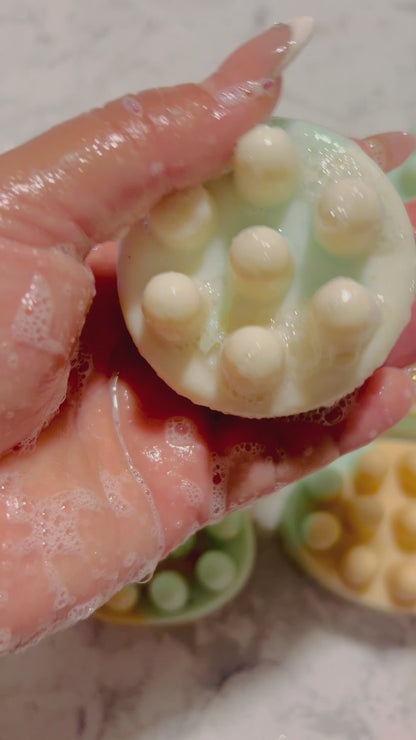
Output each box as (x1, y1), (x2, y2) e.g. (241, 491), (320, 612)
(179, 479), (203, 507)
(99, 469), (134, 517)
(67, 595), (105, 623)
(292, 390), (358, 427)
(120, 552), (159, 585)
(123, 552), (136, 569)
(15, 418), (50, 456)
(226, 441), (269, 507)
(11, 273), (62, 354)
(165, 417), (198, 448)
(52, 585), (74, 611)
(56, 243), (79, 260)
(110, 374), (165, 558)
(7, 353), (18, 369)
(230, 441), (265, 459)
(0, 628), (12, 654)
(2, 484), (104, 564)
(122, 95), (143, 116)
(209, 453), (229, 520)
(68, 345), (93, 399)
(136, 563), (159, 584)
(0, 592), (8, 608)
(14, 368), (70, 455)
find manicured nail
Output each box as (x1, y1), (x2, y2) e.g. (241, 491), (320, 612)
(274, 16), (315, 76)
(362, 132), (416, 173)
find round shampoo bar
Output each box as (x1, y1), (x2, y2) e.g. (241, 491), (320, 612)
(94, 511), (256, 627)
(280, 435), (416, 614)
(118, 119), (416, 418)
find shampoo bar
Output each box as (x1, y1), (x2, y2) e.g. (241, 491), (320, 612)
(280, 425), (416, 613)
(118, 119), (416, 418)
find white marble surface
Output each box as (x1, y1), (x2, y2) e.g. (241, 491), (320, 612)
(2, 1), (416, 738)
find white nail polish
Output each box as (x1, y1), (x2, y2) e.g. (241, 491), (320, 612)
(276, 16), (315, 75)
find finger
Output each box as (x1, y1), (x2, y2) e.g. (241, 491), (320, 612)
(337, 367), (415, 454)
(358, 131), (415, 173)
(354, 141), (416, 371)
(383, 199), (416, 368)
(201, 370), (416, 505)
(384, 300), (416, 368)
(0, 22), (316, 261)
(405, 198), (416, 236)
(0, 245), (95, 457)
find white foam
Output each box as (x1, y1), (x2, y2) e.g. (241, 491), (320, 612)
(51, 584), (74, 611)
(69, 346), (93, 399)
(180, 479), (203, 507)
(7, 353), (18, 369)
(294, 389), (358, 427)
(110, 374), (165, 559)
(11, 273), (62, 354)
(66, 595), (105, 623)
(122, 552), (136, 569)
(209, 453), (229, 521)
(2, 479), (104, 565)
(0, 592), (8, 608)
(99, 469), (134, 517)
(165, 417), (198, 448)
(230, 441), (265, 458)
(0, 628), (12, 654)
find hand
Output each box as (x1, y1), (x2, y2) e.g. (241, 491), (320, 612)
(0, 23), (415, 654)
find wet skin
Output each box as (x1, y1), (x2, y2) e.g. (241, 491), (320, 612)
(0, 24), (415, 652)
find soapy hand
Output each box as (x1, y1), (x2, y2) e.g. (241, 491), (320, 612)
(0, 21), (415, 654)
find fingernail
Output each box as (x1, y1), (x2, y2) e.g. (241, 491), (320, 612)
(274, 16), (315, 77)
(362, 132), (416, 173)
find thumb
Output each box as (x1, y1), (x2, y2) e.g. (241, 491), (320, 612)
(0, 22), (305, 260)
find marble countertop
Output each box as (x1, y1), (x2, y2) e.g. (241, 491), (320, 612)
(2, 1), (416, 738)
